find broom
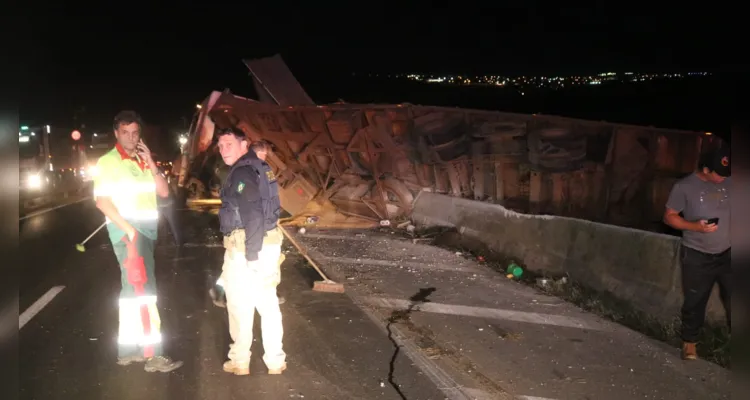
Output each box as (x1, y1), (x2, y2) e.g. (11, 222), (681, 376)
(75, 222), (107, 252)
(276, 222), (344, 293)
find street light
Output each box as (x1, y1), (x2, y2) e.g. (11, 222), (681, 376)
(178, 134), (188, 154)
(196, 104), (202, 109)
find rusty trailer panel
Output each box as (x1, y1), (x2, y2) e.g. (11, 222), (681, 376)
(180, 56), (725, 232)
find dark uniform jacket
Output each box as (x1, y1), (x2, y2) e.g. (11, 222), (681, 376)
(218, 151), (281, 261)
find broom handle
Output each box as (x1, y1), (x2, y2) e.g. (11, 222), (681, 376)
(82, 222), (107, 245)
(276, 222), (333, 282)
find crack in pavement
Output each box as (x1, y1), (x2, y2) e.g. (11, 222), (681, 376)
(386, 287), (436, 400)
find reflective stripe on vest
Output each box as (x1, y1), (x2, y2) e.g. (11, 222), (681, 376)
(94, 182), (156, 197)
(94, 148), (159, 221)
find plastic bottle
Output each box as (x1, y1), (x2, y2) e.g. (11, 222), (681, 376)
(506, 262), (523, 278)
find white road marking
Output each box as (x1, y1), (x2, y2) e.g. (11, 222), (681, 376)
(461, 387), (502, 399)
(20, 196), (92, 221)
(301, 233), (376, 241)
(315, 253), (483, 274)
(362, 296), (607, 331)
(517, 396), (560, 400)
(350, 295), (490, 400)
(19, 286), (65, 330)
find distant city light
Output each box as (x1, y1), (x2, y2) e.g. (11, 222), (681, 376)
(19, 136), (29, 143)
(71, 130), (81, 141)
(21, 126), (28, 130)
(178, 135), (188, 145)
(196, 104), (202, 109)
(45, 125), (50, 133)
(399, 71), (709, 90)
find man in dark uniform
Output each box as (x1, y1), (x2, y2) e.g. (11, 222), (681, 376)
(214, 128), (286, 376)
(210, 140), (285, 306)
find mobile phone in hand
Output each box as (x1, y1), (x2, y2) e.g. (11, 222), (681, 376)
(707, 217), (719, 225)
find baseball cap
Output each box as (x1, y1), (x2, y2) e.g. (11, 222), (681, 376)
(709, 147), (731, 177)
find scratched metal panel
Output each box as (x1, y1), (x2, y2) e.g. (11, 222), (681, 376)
(243, 54), (315, 106)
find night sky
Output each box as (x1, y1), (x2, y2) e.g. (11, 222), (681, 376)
(14, 5), (728, 141)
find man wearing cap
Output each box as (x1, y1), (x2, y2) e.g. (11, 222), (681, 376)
(94, 110), (183, 372)
(663, 146), (731, 360)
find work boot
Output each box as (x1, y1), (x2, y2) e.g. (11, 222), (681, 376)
(117, 355), (146, 366)
(682, 342), (698, 360)
(144, 356), (184, 373)
(209, 286), (226, 308)
(223, 360), (250, 376)
(278, 296), (286, 305)
(268, 363), (287, 375)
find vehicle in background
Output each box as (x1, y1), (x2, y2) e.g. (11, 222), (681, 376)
(19, 124), (91, 205)
(81, 132), (116, 181)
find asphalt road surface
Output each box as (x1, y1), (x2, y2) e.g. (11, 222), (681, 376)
(19, 201), (447, 400)
(19, 198), (731, 400)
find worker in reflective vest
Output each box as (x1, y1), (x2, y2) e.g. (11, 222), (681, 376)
(214, 128), (286, 376)
(93, 110), (183, 373)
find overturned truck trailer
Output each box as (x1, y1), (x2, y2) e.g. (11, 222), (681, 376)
(177, 55), (724, 231)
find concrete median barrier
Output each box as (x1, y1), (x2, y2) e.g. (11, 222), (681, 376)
(410, 191), (726, 325)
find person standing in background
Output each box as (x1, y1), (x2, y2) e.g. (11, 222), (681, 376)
(156, 166), (182, 247)
(663, 147), (731, 360)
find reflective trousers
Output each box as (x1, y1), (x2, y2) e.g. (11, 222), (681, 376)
(221, 228), (286, 369)
(112, 231), (163, 359)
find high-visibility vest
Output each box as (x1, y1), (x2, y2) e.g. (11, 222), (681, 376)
(93, 145), (159, 241)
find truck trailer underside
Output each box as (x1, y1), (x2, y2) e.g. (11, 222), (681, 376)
(177, 55), (721, 231)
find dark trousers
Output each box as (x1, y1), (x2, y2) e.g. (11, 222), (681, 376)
(680, 246), (731, 343)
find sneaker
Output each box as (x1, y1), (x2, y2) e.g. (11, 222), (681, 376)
(117, 355), (146, 366)
(223, 360), (250, 376)
(268, 363), (287, 375)
(144, 356), (184, 373)
(209, 287), (226, 308)
(682, 342), (698, 360)
(278, 296), (286, 305)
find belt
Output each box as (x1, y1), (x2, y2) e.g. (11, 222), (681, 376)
(224, 226), (277, 237)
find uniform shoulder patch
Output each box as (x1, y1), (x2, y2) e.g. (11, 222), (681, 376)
(237, 182), (245, 193)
